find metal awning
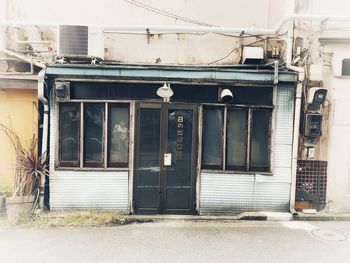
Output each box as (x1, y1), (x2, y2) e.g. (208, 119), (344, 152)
(45, 64), (298, 84)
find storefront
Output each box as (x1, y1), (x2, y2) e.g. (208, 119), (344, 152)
(45, 63), (297, 214)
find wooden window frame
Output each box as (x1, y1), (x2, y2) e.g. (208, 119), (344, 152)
(57, 101), (130, 169)
(58, 103), (81, 168)
(202, 105), (273, 172)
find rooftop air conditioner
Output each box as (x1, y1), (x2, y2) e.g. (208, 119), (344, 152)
(58, 25), (104, 59)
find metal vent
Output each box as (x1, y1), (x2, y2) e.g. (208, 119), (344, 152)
(58, 25), (104, 58)
(59, 25), (88, 56)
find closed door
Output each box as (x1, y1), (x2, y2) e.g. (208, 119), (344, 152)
(134, 103), (197, 214)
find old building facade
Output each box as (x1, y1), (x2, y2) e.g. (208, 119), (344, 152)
(1, 0), (349, 213)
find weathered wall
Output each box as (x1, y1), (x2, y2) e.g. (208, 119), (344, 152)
(305, 0), (350, 212)
(2, 0), (293, 65)
(0, 88), (38, 194)
(323, 45), (350, 212)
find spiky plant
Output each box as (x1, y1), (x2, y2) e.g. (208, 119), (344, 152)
(0, 124), (49, 199)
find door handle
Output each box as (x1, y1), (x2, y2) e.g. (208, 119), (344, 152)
(164, 153), (172, 166)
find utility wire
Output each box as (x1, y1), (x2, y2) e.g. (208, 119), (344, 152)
(122, 0), (216, 27)
(208, 47), (240, 65)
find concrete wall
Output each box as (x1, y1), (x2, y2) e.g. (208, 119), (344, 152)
(323, 45), (350, 212)
(1, 0), (293, 65)
(304, 0), (350, 212)
(0, 88), (38, 194)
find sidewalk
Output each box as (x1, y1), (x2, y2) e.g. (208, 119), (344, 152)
(294, 211), (350, 221)
(1, 210), (350, 228)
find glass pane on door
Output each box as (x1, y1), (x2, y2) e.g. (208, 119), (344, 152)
(166, 109), (193, 210)
(137, 108), (161, 210)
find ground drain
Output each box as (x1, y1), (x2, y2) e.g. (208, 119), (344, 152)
(311, 229), (348, 242)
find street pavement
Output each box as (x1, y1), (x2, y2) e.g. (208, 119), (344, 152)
(0, 220), (349, 263)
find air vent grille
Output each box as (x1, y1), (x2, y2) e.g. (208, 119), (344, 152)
(59, 25), (89, 56)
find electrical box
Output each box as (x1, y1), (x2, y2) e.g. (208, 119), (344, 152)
(304, 113), (322, 137)
(309, 63), (323, 81)
(54, 81), (70, 102)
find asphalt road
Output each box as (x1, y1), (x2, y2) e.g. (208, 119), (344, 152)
(0, 220), (349, 263)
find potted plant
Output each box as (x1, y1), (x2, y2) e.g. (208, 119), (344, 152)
(0, 124), (49, 221)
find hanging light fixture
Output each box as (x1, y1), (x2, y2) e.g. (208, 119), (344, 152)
(219, 88), (233, 103)
(156, 82), (173, 101)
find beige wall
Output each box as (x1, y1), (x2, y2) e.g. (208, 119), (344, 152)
(0, 89), (38, 194)
(300, 0), (350, 211)
(2, 0), (294, 65)
(6, 0), (269, 27)
(323, 45), (350, 212)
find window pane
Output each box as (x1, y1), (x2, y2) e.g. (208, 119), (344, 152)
(70, 83), (110, 99)
(108, 105), (129, 166)
(226, 109), (248, 169)
(202, 108), (223, 167)
(84, 104), (104, 166)
(232, 87), (273, 105)
(250, 110), (271, 171)
(59, 103), (80, 165)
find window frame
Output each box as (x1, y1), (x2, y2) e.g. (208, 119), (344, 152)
(57, 101), (130, 169)
(107, 103), (130, 168)
(58, 102), (81, 168)
(201, 104), (273, 173)
(201, 106), (224, 170)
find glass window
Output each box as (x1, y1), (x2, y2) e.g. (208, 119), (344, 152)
(59, 103), (80, 166)
(226, 109), (248, 170)
(59, 102), (130, 169)
(108, 105), (129, 166)
(84, 104), (105, 167)
(231, 87), (273, 105)
(342, 59), (350, 76)
(250, 109), (271, 171)
(202, 108), (223, 168)
(202, 106), (272, 172)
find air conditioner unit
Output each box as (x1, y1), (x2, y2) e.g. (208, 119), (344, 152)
(58, 25), (104, 59)
(54, 81), (70, 102)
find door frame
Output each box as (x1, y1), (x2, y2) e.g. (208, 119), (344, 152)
(133, 102), (198, 214)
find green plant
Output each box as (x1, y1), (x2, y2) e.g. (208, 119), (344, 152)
(0, 124), (49, 203)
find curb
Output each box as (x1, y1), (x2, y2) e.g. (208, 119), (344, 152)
(294, 214), (350, 221)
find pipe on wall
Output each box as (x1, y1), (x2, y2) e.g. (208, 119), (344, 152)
(1, 49), (46, 69)
(0, 14), (350, 36)
(37, 69), (48, 209)
(289, 71), (304, 216)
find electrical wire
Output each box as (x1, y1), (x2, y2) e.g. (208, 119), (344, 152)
(122, 0), (216, 27)
(208, 47), (240, 65)
(120, 1), (293, 39)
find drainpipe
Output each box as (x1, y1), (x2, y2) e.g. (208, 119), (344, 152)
(286, 0), (301, 217)
(289, 73), (303, 217)
(37, 69), (48, 210)
(1, 48), (46, 69)
(286, 37), (305, 217)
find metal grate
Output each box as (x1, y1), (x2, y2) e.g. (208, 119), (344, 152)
(58, 25), (88, 56)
